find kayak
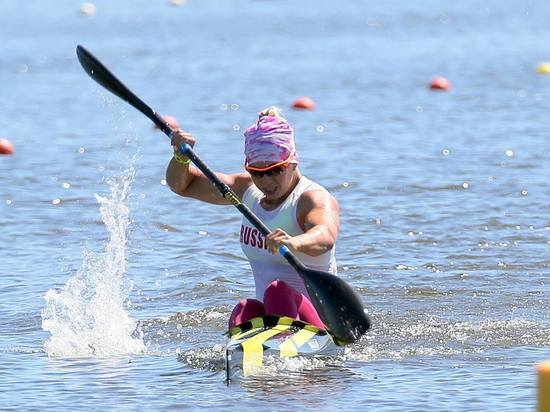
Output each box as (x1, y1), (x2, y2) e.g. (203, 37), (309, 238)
(225, 314), (343, 382)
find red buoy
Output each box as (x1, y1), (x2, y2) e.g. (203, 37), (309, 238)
(292, 96), (315, 110)
(154, 115), (180, 130)
(429, 76), (451, 91)
(0, 138), (14, 155)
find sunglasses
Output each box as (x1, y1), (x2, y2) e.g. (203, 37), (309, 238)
(246, 164), (289, 178)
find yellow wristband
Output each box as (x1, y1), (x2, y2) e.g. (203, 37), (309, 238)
(173, 150), (191, 165)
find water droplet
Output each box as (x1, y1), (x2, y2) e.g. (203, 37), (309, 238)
(316, 125), (325, 133)
(505, 149), (514, 157)
(442, 149), (450, 156)
(6, 199), (12, 205)
(416, 106), (423, 113)
(160, 179), (167, 186)
(342, 182), (349, 188)
(62, 182), (71, 189)
(52, 198), (61, 205)
(80, 2), (97, 16)
(462, 182), (469, 189)
(198, 231), (208, 236)
(78, 147), (85, 154)
(521, 189), (528, 196)
(232, 124), (241, 132)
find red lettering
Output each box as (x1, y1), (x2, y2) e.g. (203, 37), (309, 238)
(240, 225), (269, 250)
(250, 229), (257, 247)
(243, 226), (251, 244)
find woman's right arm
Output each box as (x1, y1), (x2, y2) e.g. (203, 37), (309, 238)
(166, 129), (252, 205)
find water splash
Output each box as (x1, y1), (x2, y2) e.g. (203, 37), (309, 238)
(41, 168), (146, 357)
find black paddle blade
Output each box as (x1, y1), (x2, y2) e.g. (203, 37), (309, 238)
(301, 268), (371, 345)
(76, 45), (171, 135)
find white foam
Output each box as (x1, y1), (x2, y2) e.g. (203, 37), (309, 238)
(41, 168), (146, 357)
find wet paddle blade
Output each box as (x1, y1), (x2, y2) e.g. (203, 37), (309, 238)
(76, 45), (170, 135)
(300, 267), (371, 345)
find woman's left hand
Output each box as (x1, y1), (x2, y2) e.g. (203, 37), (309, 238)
(265, 228), (302, 254)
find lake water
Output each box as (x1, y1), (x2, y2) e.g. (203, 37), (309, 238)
(1, 0), (549, 410)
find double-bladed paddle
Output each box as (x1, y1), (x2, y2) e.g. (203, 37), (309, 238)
(75, 45), (371, 344)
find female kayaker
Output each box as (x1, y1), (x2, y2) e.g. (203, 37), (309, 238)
(166, 107), (339, 329)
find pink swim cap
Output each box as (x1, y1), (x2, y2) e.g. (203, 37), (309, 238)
(244, 115), (298, 167)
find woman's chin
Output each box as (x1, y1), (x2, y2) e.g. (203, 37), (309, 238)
(264, 189), (279, 198)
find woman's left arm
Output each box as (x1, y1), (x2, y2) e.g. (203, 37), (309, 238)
(266, 190), (340, 256)
(295, 190), (340, 256)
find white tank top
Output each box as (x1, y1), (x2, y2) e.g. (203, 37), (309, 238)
(240, 175), (337, 300)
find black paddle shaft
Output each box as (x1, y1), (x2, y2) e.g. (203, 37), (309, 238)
(75, 45), (371, 344)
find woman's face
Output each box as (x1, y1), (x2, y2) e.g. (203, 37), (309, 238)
(247, 163), (297, 201)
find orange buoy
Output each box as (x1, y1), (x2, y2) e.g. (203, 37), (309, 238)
(538, 361), (550, 412)
(0, 138), (14, 155)
(429, 76), (451, 91)
(292, 96), (315, 110)
(155, 115), (180, 130)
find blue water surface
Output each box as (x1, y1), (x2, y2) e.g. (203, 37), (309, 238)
(1, 0), (549, 410)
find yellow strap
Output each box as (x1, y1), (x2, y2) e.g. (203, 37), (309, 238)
(229, 317), (265, 340)
(250, 317), (265, 329)
(241, 324), (291, 376)
(279, 328), (318, 357)
(231, 327), (261, 342)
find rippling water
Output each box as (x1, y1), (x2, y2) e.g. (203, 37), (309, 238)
(1, 0), (549, 410)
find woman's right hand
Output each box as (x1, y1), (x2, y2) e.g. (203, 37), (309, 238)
(170, 129), (196, 153)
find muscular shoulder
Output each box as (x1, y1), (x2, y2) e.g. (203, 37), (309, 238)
(226, 172), (254, 199)
(296, 189), (340, 230)
(298, 189), (338, 209)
